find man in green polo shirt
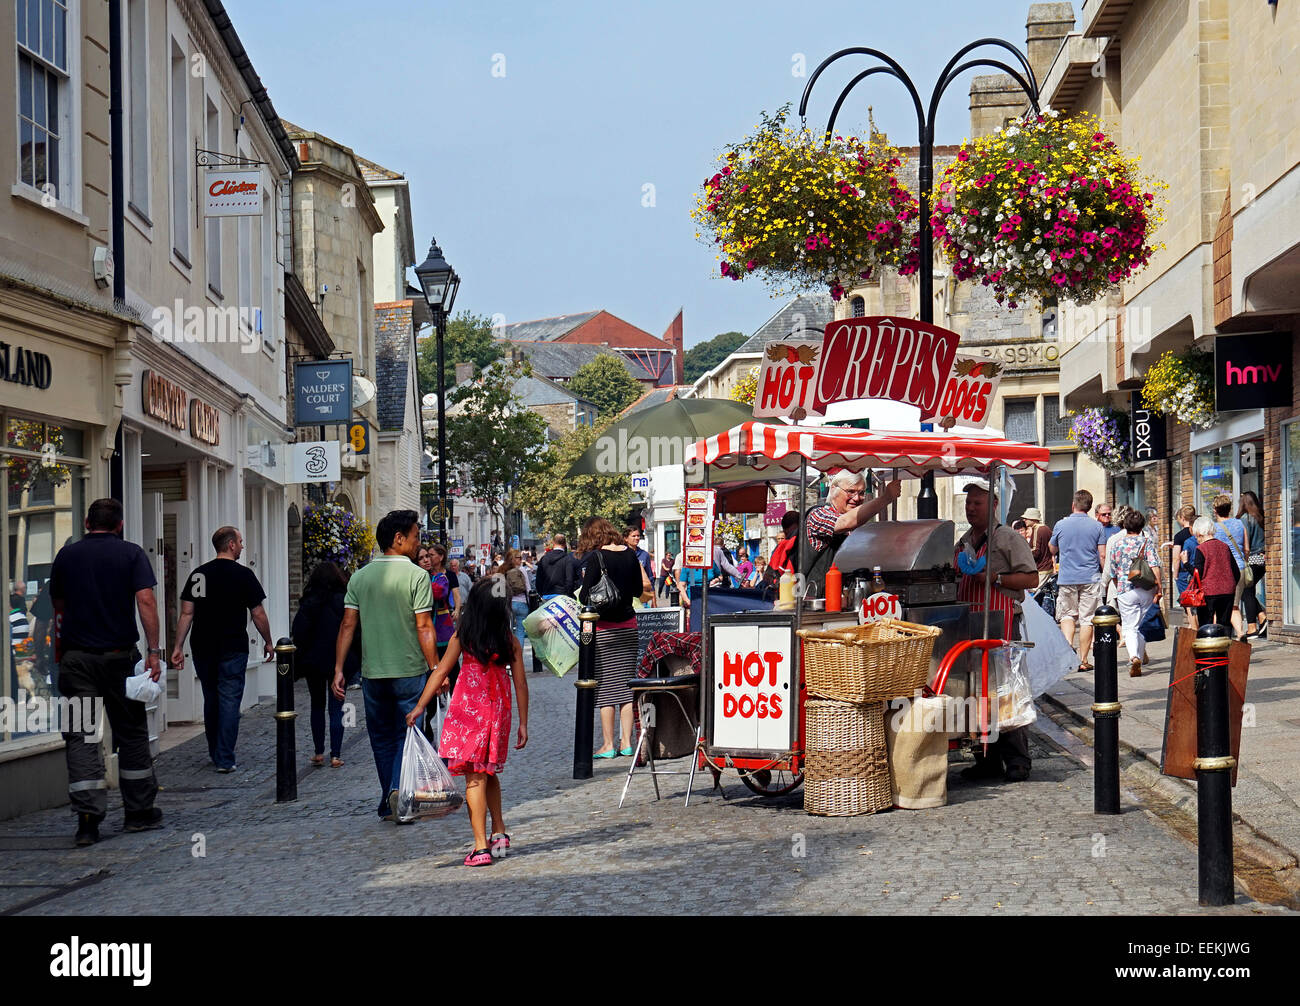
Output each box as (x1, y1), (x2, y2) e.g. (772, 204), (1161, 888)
(332, 509), (440, 821)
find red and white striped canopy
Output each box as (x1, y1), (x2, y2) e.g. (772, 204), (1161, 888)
(686, 422), (1049, 477)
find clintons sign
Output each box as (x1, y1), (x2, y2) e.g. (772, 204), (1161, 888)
(204, 169), (263, 217)
(753, 316), (961, 421)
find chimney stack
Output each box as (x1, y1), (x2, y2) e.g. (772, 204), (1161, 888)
(1026, 3), (1077, 88)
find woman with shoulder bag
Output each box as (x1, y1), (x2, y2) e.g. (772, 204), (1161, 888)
(580, 518), (652, 759)
(1107, 509), (1161, 677)
(1238, 491), (1268, 638)
(1210, 494), (1250, 642)
(292, 562), (360, 768)
(1190, 516), (1239, 632)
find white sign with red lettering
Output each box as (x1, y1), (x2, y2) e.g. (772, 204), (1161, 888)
(753, 341), (822, 419)
(859, 591), (902, 624)
(712, 623), (794, 750)
(934, 356), (1003, 431)
(205, 169), (263, 217)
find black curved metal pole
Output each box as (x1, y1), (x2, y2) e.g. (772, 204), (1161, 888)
(824, 66), (896, 139)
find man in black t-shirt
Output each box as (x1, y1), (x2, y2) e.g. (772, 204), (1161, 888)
(170, 526), (272, 772)
(49, 498), (164, 846)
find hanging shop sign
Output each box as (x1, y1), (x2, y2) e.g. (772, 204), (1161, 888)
(1215, 334), (1292, 412)
(753, 316), (961, 421)
(1130, 391), (1166, 465)
(764, 500), (788, 527)
(293, 359), (353, 426)
(934, 356), (1003, 431)
(288, 441), (341, 483)
(0, 341), (53, 389)
(204, 169), (263, 217)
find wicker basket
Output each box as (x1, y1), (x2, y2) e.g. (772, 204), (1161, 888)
(803, 699), (892, 816)
(798, 618), (941, 703)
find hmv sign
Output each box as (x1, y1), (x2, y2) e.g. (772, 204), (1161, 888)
(1215, 334), (1292, 412)
(1130, 392), (1166, 464)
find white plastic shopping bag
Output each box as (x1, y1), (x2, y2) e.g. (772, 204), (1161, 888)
(523, 595), (581, 677)
(1020, 593), (1078, 696)
(126, 659), (165, 705)
(988, 644), (1037, 732)
(394, 726), (463, 822)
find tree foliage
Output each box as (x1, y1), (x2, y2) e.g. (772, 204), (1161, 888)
(684, 330), (745, 382)
(444, 360), (549, 536)
(515, 419), (629, 543)
(567, 354), (642, 418)
(416, 310), (504, 397)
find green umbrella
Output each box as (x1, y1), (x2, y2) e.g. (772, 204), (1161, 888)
(566, 398), (756, 476)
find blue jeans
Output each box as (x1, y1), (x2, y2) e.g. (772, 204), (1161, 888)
(361, 673), (429, 817)
(511, 598), (530, 653)
(193, 651), (249, 769)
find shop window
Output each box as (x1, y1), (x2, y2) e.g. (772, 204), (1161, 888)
(126, 0), (149, 216)
(1283, 422), (1300, 625)
(1043, 396), (1071, 446)
(1003, 398), (1038, 444)
(1011, 473), (1037, 520)
(1196, 446), (1234, 515)
(169, 37), (189, 261)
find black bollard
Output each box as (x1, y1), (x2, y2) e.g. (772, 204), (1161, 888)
(573, 609), (600, 780)
(1091, 605), (1121, 815)
(274, 639), (297, 803)
(1193, 623), (1234, 906)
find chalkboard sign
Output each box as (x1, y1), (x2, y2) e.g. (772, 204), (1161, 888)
(636, 606), (684, 673)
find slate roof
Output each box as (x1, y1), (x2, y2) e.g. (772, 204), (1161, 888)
(735, 292), (837, 353)
(507, 341), (653, 383)
(513, 373), (596, 409)
(620, 385), (683, 417)
(354, 153), (405, 183)
(499, 311), (599, 343)
(374, 302), (414, 431)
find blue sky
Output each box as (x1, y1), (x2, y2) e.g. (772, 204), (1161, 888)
(224, 0), (1047, 350)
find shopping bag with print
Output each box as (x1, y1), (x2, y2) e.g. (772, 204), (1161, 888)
(523, 594), (581, 677)
(394, 726), (463, 822)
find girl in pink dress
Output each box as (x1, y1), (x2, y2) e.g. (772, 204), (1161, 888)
(408, 577), (529, 867)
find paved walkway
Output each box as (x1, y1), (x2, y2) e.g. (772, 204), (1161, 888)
(0, 668), (1292, 916)
(1043, 627), (1300, 863)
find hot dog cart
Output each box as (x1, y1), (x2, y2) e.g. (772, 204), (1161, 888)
(681, 420), (1049, 800)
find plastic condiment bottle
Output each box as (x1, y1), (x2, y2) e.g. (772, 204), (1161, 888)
(778, 568), (795, 606)
(871, 565), (887, 594)
(824, 563), (842, 611)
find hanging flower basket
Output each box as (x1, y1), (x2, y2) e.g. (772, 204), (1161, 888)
(716, 515), (746, 550)
(730, 365), (759, 406)
(692, 107), (920, 300)
(1068, 407), (1131, 475)
(932, 110), (1166, 308)
(1140, 347), (1215, 430)
(303, 503), (376, 576)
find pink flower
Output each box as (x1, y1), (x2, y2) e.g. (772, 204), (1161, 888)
(957, 149), (970, 162)
(746, 260), (756, 271)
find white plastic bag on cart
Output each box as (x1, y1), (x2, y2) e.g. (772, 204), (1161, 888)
(394, 726), (463, 822)
(1019, 593), (1077, 696)
(126, 659), (165, 705)
(988, 644), (1037, 732)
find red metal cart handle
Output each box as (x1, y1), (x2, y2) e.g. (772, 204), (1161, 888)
(929, 638), (1005, 695)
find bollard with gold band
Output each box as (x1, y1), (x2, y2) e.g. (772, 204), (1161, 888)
(573, 609), (600, 780)
(1091, 605), (1121, 815)
(1193, 623), (1234, 906)
(275, 638), (297, 803)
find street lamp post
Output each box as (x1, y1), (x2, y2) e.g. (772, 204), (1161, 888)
(797, 41), (1041, 517)
(414, 238), (460, 548)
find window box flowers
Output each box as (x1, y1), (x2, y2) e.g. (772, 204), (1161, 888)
(1068, 406), (1131, 475)
(1139, 347), (1215, 430)
(692, 107), (920, 300)
(931, 110), (1165, 309)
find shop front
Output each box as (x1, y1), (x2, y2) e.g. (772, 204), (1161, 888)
(0, 295), (120, 819)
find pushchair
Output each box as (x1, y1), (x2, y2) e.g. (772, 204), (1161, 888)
(1031, 571), (1059, 619)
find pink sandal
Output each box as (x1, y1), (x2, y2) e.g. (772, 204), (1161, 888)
(463, 848), (493, 867)
(490, 833), (511, 857)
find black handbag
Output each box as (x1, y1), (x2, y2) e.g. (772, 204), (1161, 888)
(1128, 553), (1158, 591)
(587, 550), (624, 615)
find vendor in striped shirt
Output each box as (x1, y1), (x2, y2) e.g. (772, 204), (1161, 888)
(802, 470), (901, 596)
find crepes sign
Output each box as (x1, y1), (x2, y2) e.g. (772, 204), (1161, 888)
(753, 316), (961, 421)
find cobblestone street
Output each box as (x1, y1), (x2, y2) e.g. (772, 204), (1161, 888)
(1, 671), (1292, 916)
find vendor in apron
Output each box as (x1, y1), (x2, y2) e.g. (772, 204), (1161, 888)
(954, 478), (1041, 783)
(802, 470), (902, 597)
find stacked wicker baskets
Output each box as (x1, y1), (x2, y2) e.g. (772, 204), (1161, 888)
(798, 619), (942, 816)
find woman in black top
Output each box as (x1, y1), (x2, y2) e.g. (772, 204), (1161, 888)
(292, 562), (361, 767)
(580, 518), (652, 758)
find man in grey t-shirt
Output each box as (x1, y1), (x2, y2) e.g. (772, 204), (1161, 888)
(1049, 489), (1110, 671)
